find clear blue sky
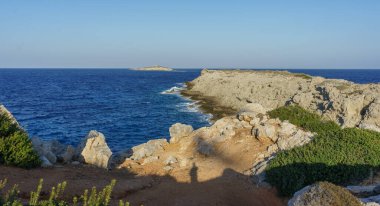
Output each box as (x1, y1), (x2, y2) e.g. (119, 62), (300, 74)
(0, 0), (379, 69)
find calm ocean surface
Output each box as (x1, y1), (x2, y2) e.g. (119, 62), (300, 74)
(0, 69), (379, 152)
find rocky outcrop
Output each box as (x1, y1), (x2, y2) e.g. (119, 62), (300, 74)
(288, 182), (362, 206)
(184, 69), (380, 132)
(77, 130), (113, 169)
(31, 137), (73, 166)
(169, 123), (193, 144)
(130, 139), (168, 161)
(122, 103), (314, 186)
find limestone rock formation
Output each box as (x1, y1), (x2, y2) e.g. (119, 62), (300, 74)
(288, 182), (362, 206)
(184, 69), (380, 132)
(77, 130), (112, 169)
(130, 139), (168, 161)
(169, 123), (193, 144)
(122, 102), (315, 187)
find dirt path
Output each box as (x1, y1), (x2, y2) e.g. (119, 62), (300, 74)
(0, 165), (286, 206)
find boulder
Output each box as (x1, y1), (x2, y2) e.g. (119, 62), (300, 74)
(210, 117), (236, 142)
(40, 156), (53, 168)
(77, 130), (112, 169)
(288, 182), (361, 206)
(169, 123), (194, 143)
(264, 124), (278, 142)
(252, 123), (278, 142)
(130, 139), (168, 161)
(31, 137), (69, 164)
(279, 121), (297, 138)
(45, 151), (57, 164)
(61, 145), (75, 163)
(277, 130), (313, 151)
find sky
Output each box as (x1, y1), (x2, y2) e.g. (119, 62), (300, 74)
(0, 0), (379, 69)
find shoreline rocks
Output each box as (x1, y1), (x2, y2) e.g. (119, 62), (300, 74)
(77, 130), (113, 169)
(31, 130), (113, 169)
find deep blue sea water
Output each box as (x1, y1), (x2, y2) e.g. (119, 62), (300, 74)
(0, 69), (379, 152)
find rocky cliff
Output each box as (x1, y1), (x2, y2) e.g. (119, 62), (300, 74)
(183, 69), (380, 132)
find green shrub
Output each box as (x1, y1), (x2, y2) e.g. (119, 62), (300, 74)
(266, 105), (380, 196)
(0, 113), (41, 168)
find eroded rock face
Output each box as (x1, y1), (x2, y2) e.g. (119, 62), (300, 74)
(185, 69), (380, 132)
(78, 130), (112, 168)
(169, 123), (193, 144)
(130, 139), (168, 161)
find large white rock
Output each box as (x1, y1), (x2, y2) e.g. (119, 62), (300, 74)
(277, 130), (314, 151)
(169, 123), (194, 143)
(78, 130), (112, 169)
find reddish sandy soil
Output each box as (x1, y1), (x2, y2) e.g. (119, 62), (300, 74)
(0, 164), (286, 206)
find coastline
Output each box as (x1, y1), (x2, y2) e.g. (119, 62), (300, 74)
(2, 69), (380, 205)
(182, 69), (380, 132)
(180, 82), (237, 121)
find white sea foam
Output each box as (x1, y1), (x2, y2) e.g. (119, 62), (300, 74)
(176, 100), (213, 124)
(160, 86), (183, 94)
(162, 84), (212, 124)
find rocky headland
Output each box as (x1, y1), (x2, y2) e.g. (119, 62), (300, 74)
(130, 65), (173, 71)
(1, 69), (380, 205)
(183, 69), (380, 132)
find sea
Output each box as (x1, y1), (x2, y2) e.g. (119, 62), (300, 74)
(0, 69), (379, 152)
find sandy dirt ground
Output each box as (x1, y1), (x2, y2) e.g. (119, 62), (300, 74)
(0, 164), (286, 206)
(0, 119), (288, 205)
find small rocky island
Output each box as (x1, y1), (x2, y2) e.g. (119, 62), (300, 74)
(1, 69), (380, 206)
(130, 65), (173, 71)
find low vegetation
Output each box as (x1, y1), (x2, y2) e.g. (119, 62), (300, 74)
(266, 105), (380, 196)
(0, 178), (129, 206)
(292, 73), (312, 80)
(0, 113), (41, 168)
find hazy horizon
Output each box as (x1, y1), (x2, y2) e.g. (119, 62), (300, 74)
(1, 1), (379, 69)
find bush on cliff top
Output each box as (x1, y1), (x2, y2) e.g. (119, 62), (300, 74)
(266, 105), (380, 196)
(0, 113), (40, 168)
